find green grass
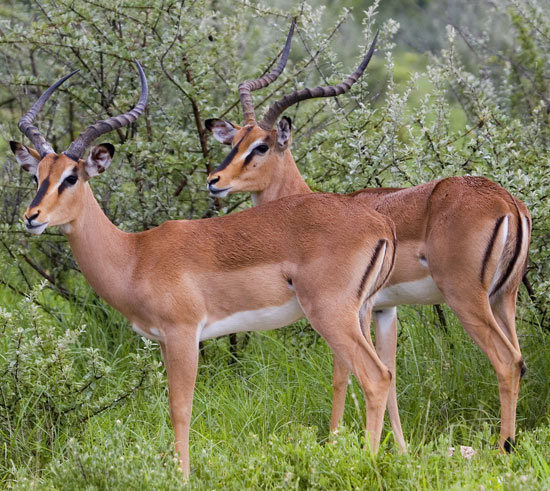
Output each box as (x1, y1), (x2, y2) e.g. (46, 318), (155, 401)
(2, 286), (549, 490)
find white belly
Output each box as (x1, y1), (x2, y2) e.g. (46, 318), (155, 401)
(199, 297), (304, 341)
(374, 276), (445, 309)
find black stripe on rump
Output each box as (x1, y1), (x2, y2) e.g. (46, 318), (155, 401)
(374, 235), (396, 299)
(212, 127), (253, 173)
(490, 214), (523, 296)
(480, 215), (506, 285)
(30, 176), (50, 208)
(357, 239), (386, 299)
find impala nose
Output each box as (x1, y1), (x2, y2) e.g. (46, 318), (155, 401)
(25, 211), (40, 224)
(207, 175), (231, 197)
(208, 176), (220, 187)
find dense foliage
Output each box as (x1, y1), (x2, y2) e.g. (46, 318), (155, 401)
(1, 0), (549, 488)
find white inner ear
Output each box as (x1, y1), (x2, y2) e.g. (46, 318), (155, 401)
(85, 147), (112, 178)
(14, 147), (39, 176)
(277, 121), (291, 148)
(212, 121), (237, 145)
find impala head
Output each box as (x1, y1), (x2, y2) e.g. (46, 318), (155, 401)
(10, 61), (148, 235)
(206, 25), (378, 197)
(204, 116), (293, 197)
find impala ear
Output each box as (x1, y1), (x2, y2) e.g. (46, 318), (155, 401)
(84, 143), (115, 179)
(10, 141), (40, 176)
(205, 119), (240, 145)
(276, 116), (292, 150)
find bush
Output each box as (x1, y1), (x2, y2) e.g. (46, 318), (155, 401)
(0, 282), (162, 480)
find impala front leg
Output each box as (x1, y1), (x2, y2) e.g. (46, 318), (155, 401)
(160, 329), (199, 478)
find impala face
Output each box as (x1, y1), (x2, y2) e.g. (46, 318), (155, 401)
(9, 61), (146, 236)
(205, 24), (377, 201)
(206, 117), (292, 197)
(11, 141), (114, 235)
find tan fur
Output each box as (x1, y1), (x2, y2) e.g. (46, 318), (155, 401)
(15, 148), (398, 477)
(207, 124), (532, 453)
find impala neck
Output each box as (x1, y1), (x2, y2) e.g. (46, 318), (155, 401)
(63, 184), (135, 312)
(251, 150), (311, 206)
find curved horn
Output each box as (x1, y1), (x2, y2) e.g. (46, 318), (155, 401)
(18, 70), (79, 158)
(259, 30), (379, 130)
(64, 60), (148, 162)
(239, 20), (295, 126)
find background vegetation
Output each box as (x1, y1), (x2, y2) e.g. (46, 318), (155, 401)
(1, 0), (549, 488)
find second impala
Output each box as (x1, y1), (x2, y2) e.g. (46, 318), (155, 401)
(206, 25), (531, 453)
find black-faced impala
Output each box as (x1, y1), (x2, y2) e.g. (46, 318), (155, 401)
(206, 25), (531, 453)
(12, 62), (399, 477)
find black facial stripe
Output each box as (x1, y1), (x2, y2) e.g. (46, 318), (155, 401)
(58, 177), (75, 194)
(212, 127), (253, 173)
(243, 143), (269, 167)
(213, 138), (242, 173)
(58, 167), (79, 195)
(30, 176), (50, 208)
(243, 151), (255, 167)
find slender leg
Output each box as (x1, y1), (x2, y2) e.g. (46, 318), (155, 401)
(490, 288), (525, 450)
(331, 307), (407, 452)
(160, 330), (199, 478)
(490, 289), (521, 351)
(446, 296), (523, 451)
(330, 354), (349, 432)
(304, 302), (391, 452)
(374, 307), (407, 452)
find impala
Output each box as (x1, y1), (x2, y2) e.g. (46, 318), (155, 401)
(205, 25), (531, 453)
(11, 62), (398, 477)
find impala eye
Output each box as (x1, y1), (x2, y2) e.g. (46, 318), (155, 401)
(65, 174), (78, 185)
(256, 144), (269, 154)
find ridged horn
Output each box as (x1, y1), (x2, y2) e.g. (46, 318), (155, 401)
(238, 20), (295, 126)
(259, 30), (379, 130)
(64, 60), (148, 161)
(18, 70), (79, 158)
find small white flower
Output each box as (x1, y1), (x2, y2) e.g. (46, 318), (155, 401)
(460, 446), (475, 459)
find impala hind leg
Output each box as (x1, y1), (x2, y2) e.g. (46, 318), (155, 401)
(160, 330), (199, 478)
(445, 295), (523, 452)
(330, 307), (406, 452)
(374, 307), (406, 452)
(305, 303), (391, 452)
(490, 288), (525, 451)
(330, 354), (350, 433)
(490, 288), (522, 352)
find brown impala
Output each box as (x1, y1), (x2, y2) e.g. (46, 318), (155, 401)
(205, 24), (531, 453)
(12, 61), (398, 477)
